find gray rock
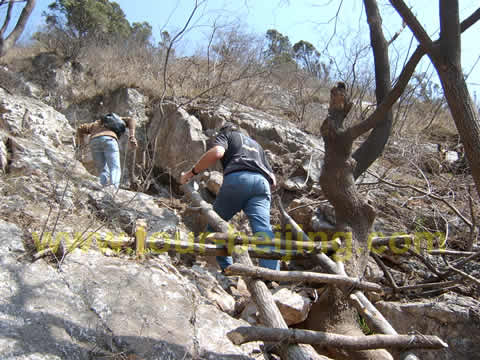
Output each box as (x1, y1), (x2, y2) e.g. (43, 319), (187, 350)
(376, 294), (480, 360)
(150, 104), (208, 181)
(0, 218), (261, 359)
(206, 171), (223, 196)
(87, 189), (179, 236)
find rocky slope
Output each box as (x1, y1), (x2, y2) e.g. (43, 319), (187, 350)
(0, 54), (478, 360)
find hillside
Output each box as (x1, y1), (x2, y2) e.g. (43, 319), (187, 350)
(0, 46), (479, 360)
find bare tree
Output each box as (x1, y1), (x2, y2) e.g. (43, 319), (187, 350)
(0, 0), (36, 57)
(352, 0), (393, 179)
(387, 0), (480, 198)
(303, 2), (480, 359)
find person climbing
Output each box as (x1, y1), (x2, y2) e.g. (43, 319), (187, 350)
(180, 121), (279, 272)
(76, 113), (137, 189)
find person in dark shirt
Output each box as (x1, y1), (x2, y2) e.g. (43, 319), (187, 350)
(180, 122), (279, 271)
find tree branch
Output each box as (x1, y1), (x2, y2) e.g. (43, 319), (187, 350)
(460, 7), (480, 32)
(348, 45), (425, 139)
(347, 3), (479, 140)
(388, 0), (434, 53)
(224, 263), (383, 292)
(1, 0), (36, 56)
(370, 172), (473, 227)
(0, 0), (14, 37)
(228, 326), (448, 350)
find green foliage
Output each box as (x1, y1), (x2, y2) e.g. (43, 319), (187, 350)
(293, 40), (323, 79)
(44, 0), (147, 42)
(158, 31), (171, 49)
(357, 314), (374, 335)
(131, 21), (152, 45)
(264, 29), (294, 65)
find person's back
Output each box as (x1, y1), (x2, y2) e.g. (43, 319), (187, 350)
(76, 114), (137, 188)
(180, 122), (278, 272)
(213, 127), (275, 185)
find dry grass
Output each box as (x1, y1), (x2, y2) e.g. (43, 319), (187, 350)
(4, 30), (462, 148)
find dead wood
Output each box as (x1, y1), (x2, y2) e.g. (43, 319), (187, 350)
(429, 249), (478, 256)
(182, 182), (331, 360)
(371, 173), (473, 227)
(393, 280), (460, 293)
(372, 253), (399, 295)
(228, 326), (448, 350)
(205, 232), (340, 252)
(224, 263), (383, 293)
(147, 237), (321, 260)
(275, 196), (338, 274)
(279, 194), (419, 359)
(445, 262), (480, 286)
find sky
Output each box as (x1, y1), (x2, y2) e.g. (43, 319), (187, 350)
(8, 0), (480, 98)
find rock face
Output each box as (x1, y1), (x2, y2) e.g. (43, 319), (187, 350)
(240, 287), (312, 326)
(273, 288), (312, 325)
(376, 295), (480, 360)
(149, 103), (208, 181)
(2, 51), (479, 360)
(0, 219), (260, 360)
(0, 87), (260, 359)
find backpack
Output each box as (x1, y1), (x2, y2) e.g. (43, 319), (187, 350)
(101, 113), (126, 137)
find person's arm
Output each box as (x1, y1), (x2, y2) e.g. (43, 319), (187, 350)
(262, 149), (276, 188)
(75, 122), (93, 148)
(123, 116), (137, 146)
(180, 145), (225, 184)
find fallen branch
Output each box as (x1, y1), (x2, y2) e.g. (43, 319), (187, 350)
(372, 173), (472, 227)
(372, 253), (399, 295)
(419, 285), (461, 298)
(224, 263), (383, 293)
(446, 263), (480, 286)
(446, 249), (480, 275)
(428, 249), (477, 256)
(277, 197), (421, 360)
(147, 237), (321, 260)
(205, 232), (340, 252)
(393, 280), (460, 292)
(182, 183), (331, 360)
(227, 326), (448, 350)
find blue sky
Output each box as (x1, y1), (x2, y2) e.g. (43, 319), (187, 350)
(9, 0), (480, 97)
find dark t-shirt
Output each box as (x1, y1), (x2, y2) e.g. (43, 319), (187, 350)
(212, 130), (275, 184)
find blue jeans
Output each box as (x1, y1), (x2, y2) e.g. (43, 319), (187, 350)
(211, 171), (279, 271)
(90, 136), (121, 188)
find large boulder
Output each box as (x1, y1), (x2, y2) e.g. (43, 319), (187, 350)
(187, 99), (325, 156)
(0, 219), (261, 359)
(0, 88), (74, 146)
(149, 103), (207, 181)
(376, 294), (480, 360)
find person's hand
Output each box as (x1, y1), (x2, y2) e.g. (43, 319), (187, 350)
(271, 177), (277, 191)
(129, 136), (137, 147)
(180, 170), (194, 185)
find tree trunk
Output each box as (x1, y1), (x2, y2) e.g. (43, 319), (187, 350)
(311, 84), (393, 360)
(388, 0), (480, 199)
(353, 0), (393, 179)
(0, 0), (37, 57)
(431, 0), (480, 199)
